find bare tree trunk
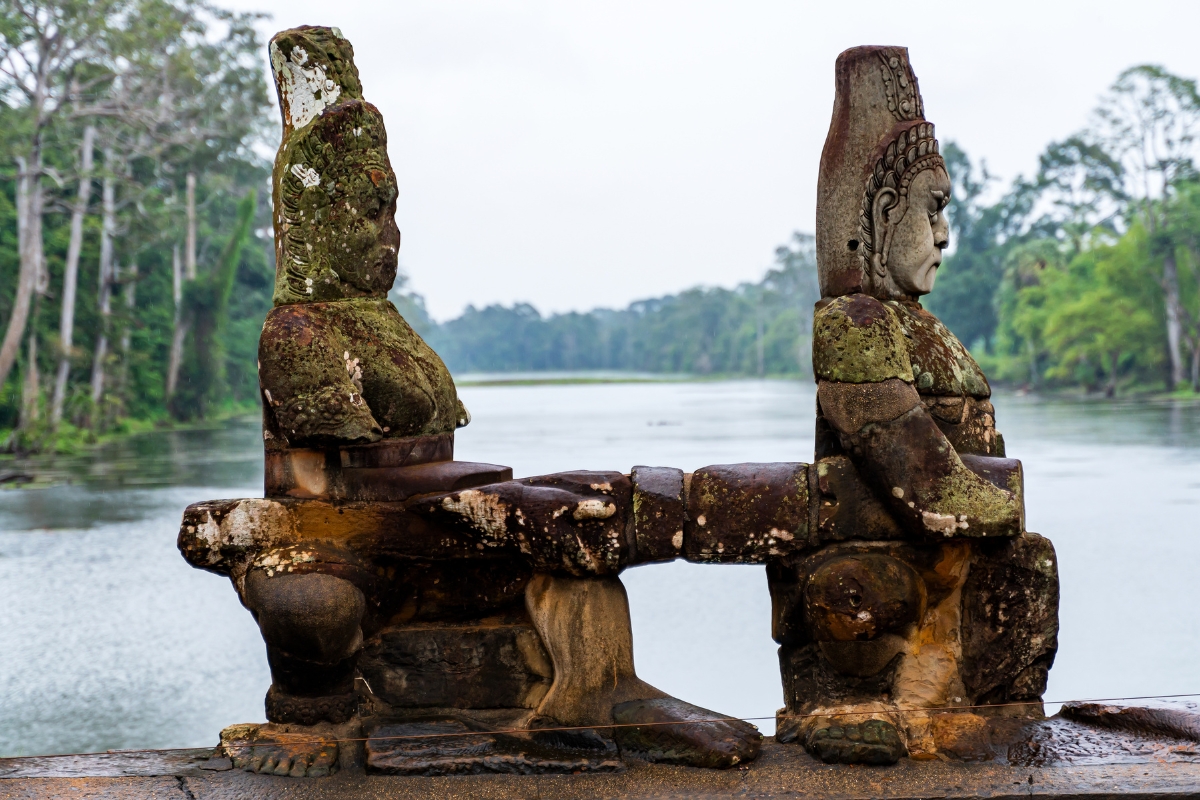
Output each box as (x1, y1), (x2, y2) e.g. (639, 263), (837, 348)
(185, 172), (197, 280)
(51, 125), (96, 426)
(90, 149), (116, 410)
(119, 261), (137, 392)
(166, 173), (198, 400)
(1194, 264), (1200, 393)
(166, 245), (186, 398)
(0, 155), (42, 395)
(1162, 250), (1186, 391)
(1191, 340), (1200, 393)
(31, 177), (47, 299)
(756, 312), (764, 377)
(20, 329), (40, 425)
(1028, 339), (1039, 387)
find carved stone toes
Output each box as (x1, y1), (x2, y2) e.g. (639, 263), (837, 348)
(221, 724), (340, 778)
(228, 744), (337, 777)
(806, 719), (905, 765)
(611, 697), (763, 768)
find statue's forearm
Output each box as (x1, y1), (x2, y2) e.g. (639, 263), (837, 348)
(407, 462), (813, 574)
(818, 379), (1023, 538)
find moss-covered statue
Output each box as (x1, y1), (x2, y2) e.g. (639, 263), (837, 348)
(179, 26), (761, 778)
(260, 28), (467, 447)
(765, 46), (1059, 764)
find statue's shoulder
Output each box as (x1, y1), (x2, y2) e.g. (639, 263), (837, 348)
(888, 302), (991, 397)
(812, 293), (912, 384)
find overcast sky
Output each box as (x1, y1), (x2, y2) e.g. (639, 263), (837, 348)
(223, 0), (1200, 321)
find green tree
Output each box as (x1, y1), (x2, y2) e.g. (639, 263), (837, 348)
(0, 1), (274, 449)
(1091, 65), (1200, 389)
(170, 189), (255, 420)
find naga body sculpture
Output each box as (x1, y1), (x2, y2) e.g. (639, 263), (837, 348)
(180, 26), (762, 777)
(178, 34), (1058, 777)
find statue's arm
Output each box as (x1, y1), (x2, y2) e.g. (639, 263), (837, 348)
(814, 296), (1022, 539)
(408, 461), (815, 573)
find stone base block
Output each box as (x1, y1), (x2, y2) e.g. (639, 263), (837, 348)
(359, 613), (553, 710)
(365, 719), (622, 776)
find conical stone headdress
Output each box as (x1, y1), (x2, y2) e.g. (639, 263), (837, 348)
(816, 46), (942, 298)
(268, 26), (400, 306)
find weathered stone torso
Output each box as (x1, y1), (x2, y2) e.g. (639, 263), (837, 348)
(813, 294), (1002, 458)
(888, 300), (1001, 457)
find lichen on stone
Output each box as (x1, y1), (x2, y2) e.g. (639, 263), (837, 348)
(813, 294), (913, 384)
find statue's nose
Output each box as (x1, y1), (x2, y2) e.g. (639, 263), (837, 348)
(934, 217), (950, 250)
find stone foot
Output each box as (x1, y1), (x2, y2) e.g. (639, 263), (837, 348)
(525, 573), (762, 769)
(806, 719), (905, 765)
(612, 697), (762, 768)
(219, 721), (359, 778)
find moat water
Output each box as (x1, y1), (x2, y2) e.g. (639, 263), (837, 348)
(1, 380), (1198, 756)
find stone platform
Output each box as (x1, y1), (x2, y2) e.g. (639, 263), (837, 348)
(4, 721), (1200, 800)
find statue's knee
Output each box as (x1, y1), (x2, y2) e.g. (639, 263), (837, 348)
(245, 570), (365, 664)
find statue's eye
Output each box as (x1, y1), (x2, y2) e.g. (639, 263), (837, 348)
(930, 190), (948, 218)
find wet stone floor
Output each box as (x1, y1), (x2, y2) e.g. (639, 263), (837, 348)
(3, 715), (1200, 799)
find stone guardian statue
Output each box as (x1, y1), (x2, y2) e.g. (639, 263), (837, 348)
(766, 46), (1059, 765)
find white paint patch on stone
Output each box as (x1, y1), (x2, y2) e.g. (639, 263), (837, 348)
(194, 500), (294, 566)
(921, 510), (960, 536)
(270, 43), (342, 130)
(892, 486), (905, 498)
(571, 534), (601, 572)
(442, 490), (509, 537)
(770, 527), (793, 541)
(671, 530), (684, 551)
(573, 499), (616, 521)
(290, 163), (321, 188)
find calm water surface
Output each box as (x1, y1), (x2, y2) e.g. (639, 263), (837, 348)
(0, 380), (1197, 756)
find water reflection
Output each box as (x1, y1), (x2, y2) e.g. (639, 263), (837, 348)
(0, 383), (1197, 756)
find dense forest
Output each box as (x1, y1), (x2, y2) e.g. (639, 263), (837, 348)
(0, 0), (274, 452)
(2, 2), (1198, 455)
(406, 232), (820, 377)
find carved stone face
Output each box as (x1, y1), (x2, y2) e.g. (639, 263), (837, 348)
(871, 165), (951, 297)
(272, 99), (400, 304)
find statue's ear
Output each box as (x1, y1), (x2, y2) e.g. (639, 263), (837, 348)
(871, 187), (899, 264)
(868, 188), (902, 281)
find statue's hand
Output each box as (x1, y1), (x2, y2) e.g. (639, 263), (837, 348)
(408, 471), (632, 575)
(819, 378), (1023, 539)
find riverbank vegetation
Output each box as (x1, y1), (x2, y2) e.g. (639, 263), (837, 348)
(2, 3), (1198, 456)
(0, 0), (274, 452)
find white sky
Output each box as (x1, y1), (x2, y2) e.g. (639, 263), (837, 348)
(223, 0), (1200, 321)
